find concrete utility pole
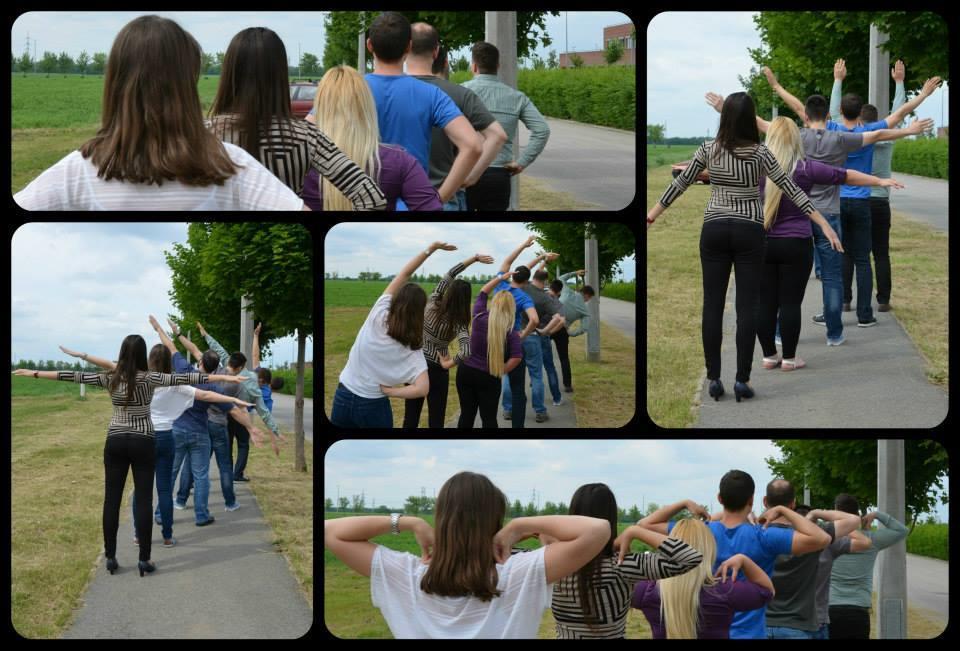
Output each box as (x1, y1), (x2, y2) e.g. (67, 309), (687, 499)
(877, 439), (907, 639)
(584, 222), (601, 362)
(486, 11), (519, 210)
(240, 295), (255, 370)
(803, 484), (810, 505)
(869, 24), (891, 120)
(358, 29), (366, 72)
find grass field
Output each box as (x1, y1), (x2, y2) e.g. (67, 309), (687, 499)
(906, 523), (948, 561)
(645, 144), (700, 169)
(11, 377), (312, 638)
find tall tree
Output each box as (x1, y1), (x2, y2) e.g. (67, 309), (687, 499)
(91, 52), (107, 75)
(300, 52), (320, 77)
(325, 497), (334, 511)
(524, 501), (538, 517)
(201, 52), (215, 76)
(39, 51), (58, 77)
(57, 51), (73, 76)
(351, 494), (366, 512)
(604, 39), (624, 65)
(647, 123), (665, 145)
(546, 49), (558, 69)
(524, 222), (635, 286)
(511, 499), (524, 517)
(570, 53), (584, 69)
(338, 496), (350, 511)
(76, 51), (89, 77)
(17, 52), (32, 77)
(766, 440), (948, 523)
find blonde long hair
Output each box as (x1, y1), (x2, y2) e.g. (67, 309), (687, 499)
(763, 116), (805, 231)
(485, 291), (516, 378)
(313, 65), (382, 211)
(658, 519), (718, 639)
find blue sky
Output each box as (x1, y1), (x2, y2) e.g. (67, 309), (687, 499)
(324, 222), (636, 281)
(324, 440), (949, 521)
(647, 12), (949, 138)
(10, 223), (312, 367)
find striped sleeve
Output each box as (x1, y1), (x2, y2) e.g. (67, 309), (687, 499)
(453, 324), (471, 365)
(306, 123), (387, 211)
(760, 146), (816, 215)
(432, 262), (466, 302)
(616, 538), (704, 583)
(147, 372), (209, 387)
(56, 371), (109, 387)
(658, 142), (708, 209)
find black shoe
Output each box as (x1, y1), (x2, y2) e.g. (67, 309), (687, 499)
(812, 314), (826, 326)
(535, 412), (549, 423)
(196, 516), (216, 527)
(857, 317), (878, 328)
(878, 303), (891, 312)
(564, 385), (573, 393)
(137, 560), (156, 577)
(234, 475), (250, 482)
(106, 557), (119, 575)
(708, 379), (724, 401)
(734, 382), (755, 403)
(842, 302), (852, 312)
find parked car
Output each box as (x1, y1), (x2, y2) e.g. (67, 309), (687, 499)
(671, 161), (710, 184)
(290, 82), (318, 119)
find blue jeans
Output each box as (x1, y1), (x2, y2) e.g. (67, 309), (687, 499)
(133, 429), (174, 541)
(331, 383), (393, 428)
(502, 334), (546, 414)
(813, 239), (822, 276)
(767, 626), (815, 639)
(813, 212), (844, 340)
(171, 426), (212, 524)
(179, 422), (236, 509)
(840, 197), (874, 323)
(442, 189), (467, 211)
(811, 624), (829, 640)
(538, 332), (562, 403)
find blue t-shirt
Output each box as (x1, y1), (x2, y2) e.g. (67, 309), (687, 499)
(491, 271), (536, 332)
(254, 366), (274, 412)
(171, 352), (232, 433)
(668, 519), (794, 639)
(364, 73), (462, 173)
(826, 119), (887, 199)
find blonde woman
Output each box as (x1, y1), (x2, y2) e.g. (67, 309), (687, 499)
(757, 117), (903, 371)
(632, 519), (774, 639)
(303, 65), (442, 211)
(450, 272), (522, 428)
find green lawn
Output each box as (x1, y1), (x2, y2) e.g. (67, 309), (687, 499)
(906, 523), (948, 561)
(645, 144), (700, 169)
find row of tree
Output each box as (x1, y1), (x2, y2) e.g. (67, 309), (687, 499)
(324, 272), (500, 284)
(10, 359), (97, 372)
(13, 51), (107, 77)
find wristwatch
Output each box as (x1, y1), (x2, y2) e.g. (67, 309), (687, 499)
(390, 513), (402, 535)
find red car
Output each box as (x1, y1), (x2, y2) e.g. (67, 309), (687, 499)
(671, 161), (710, 184)
(290, 82), (318, 119)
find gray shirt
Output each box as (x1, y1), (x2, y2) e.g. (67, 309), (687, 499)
(520, 283), (557, 330)
(799, 128), (864, 216)
(766, 521), (836, 631)
(462, 74), (550, 169)
(814, 535), (852, 626)
(206, 366), (230, 426)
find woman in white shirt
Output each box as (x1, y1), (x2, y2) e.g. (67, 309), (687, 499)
(331, 241), (457, 428)
(325, 471), (610, 638)
(13, 15), (309, 211)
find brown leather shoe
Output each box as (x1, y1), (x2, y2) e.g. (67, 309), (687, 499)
(878, 303), (891, 312)
(842, 303), (852, 312)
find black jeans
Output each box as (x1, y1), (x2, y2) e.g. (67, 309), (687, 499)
(228, 416), (250, 478)
(103, 433), (156, 562)
(552, 328), (572, 389)
(841, 198), (874, 322)
(828, 606), (871, 639)
(700, 218), (766, 383)
(757, 236), (813, 359)
(870, 197), (892, 304)
(466, 167), (511, 211)
(456, 363), (502, 428)
(402, 361), (449, 429)
(506, 346), (526, 428)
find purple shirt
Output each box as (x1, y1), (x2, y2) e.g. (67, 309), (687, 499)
(301, 144), (441, 211)
(761, 159), (847, 239)
(633, 579), (774, 639)
(462, 291), (522, 375)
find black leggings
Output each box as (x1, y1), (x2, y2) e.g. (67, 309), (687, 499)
(828, 606), (871, 639)
(456, 363), (502, 428)
(103, 433), (156, 562)
(700, 219), (766, 383)
(402, 361), (449, 429)
(757, 236), (814, 359)
(552, 328), (572, 388)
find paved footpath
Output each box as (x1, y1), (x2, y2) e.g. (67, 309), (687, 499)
(888, 172), (948, 233)
(694, 270), (948, 428)
(598, 296), (636, 342)
(63, 464), (312, 638)
(883, 554), (949, 627)
(271, 393), (313, 442)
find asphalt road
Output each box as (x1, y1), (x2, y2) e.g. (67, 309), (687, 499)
(517, 117), (636, 211)
(893, 553), (949, 626)
(271, 393), (313, 442)
(598, 296), (636, 342)
(888, 172), (948, 232)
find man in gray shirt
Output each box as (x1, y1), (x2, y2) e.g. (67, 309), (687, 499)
(524, 268), (564, 412)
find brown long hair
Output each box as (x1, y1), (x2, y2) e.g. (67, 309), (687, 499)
(434, 279), (472, 341)
(148, 344), (172, 374)
(568, 484), (618, 628)
(420, 472), (507, 601)
(712, 92), (761, 163)
(386, 283), (427, 349)
(79, 15), (238, 186)
(110, 335), (149, 403)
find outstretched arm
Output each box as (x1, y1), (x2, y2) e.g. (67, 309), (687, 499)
(861, 118), (935, 146)
(885, 76), (942, 128)
(763, 66), (807, 121)
(499, 235), (537, 274)
(384, 241), (457, 298)
(59, 346), (116, 371)
(149, 315), (178, 356)
(706, 92), (770, 134)
(525, 251), (558, 272)
(481, 270), (512, 296)
(843, 169), (904, 189)
(198, 322), (230, 365)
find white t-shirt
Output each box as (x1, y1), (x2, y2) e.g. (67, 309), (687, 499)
(370, 546), (552, 639)
(338, 294), (429, 399)
(13, 143), (305, 211)
(150, 385), (197, 431)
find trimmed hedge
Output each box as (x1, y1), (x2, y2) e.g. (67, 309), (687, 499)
(601, 281), (636, 302)
(906, 522), (948, 561)
(271, 368), (314, 399)
(891, 138), (948, 179)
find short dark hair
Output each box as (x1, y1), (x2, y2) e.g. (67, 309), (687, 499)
(804, 94), (829, 122)
(270, 376), (285, 391)
(581, 285), (595, 298)
(228, 351), (247, 370)
(549, 279), (564, 294)
(719, 469), (755, 512)
(794, 504), (812, 517)
(472, 41), (499, 74)
(834, 493), (861, 516)
(201, 350), (220, 373)
(368, 12), (411, 63)
(410, 22), (439, 58)
(765, 479), (795, 508)
(257, 367), (272, 385)
(860, 103), (879, 123)
(533, 270), (549, 283)
(840, 93), (863, 121)
(512, 265), (531, 285)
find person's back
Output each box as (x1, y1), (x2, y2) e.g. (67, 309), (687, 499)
(765, 521), (835, 634)
(829, 512), (907, 608)
(798, 127), (864, 217)
(633, 579), (772, 639)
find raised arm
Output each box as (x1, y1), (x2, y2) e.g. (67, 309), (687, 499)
(500, 235), (537, 274)
(612, 524), (704, 580)
(848, 529), (873, 553)
(58, 345), (116, 371)
(325, 515), (434, 578)
(764, 66), (807, 120)
(888, 60), (907, 124)
(251, 322), (262, 370)
(648, 141), (709, 228)
(525, 251), (558, 271)
(638, 499), (710, 535)
(493, 515), (610, 584)
(384, 241), (457, 298)
(481, 270), (512, 295)
(885, 76), (941, 128)
(806, 508), (862, 538)
(148, 315), (178, 356)
(759, 505), (831, 555)
(829, 59), (845, 122)
(863, 511), (908, 550)
(707, 91), (769, 133)
(171, 320), (204, 362)
(198, 322), (230, 365)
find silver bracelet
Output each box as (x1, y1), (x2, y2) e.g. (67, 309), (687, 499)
(390, 513), (402, 535)
(423, 249), (432, 258)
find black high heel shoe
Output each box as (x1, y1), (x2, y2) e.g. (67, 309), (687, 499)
(708, 379), (724, 401)
(106, 557), (119, 575)
(138, 561), (156, 577)
(734, 381), (755, 403)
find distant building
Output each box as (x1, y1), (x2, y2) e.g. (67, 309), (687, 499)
(937, 126), (948, 139)
(559, 23), (635, 68)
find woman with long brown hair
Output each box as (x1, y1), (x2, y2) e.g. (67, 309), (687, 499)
(208, 29), (387, 211)
(14, 15), (308, 211)
(324, 471), (611, 638)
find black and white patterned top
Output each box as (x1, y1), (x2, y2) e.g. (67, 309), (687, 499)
(550, 538), (703, 639)
(422, 262), (471, 366)
(207, 115), (387, 211)
(658, 141), (817, 225)
(57, 371), (208, 439)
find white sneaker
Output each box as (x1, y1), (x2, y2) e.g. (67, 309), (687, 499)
(173, 502), (186, 511)
(225, 503), (241, 512)
(827, 335), (846, 346)
(552, 399), (563, 406)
